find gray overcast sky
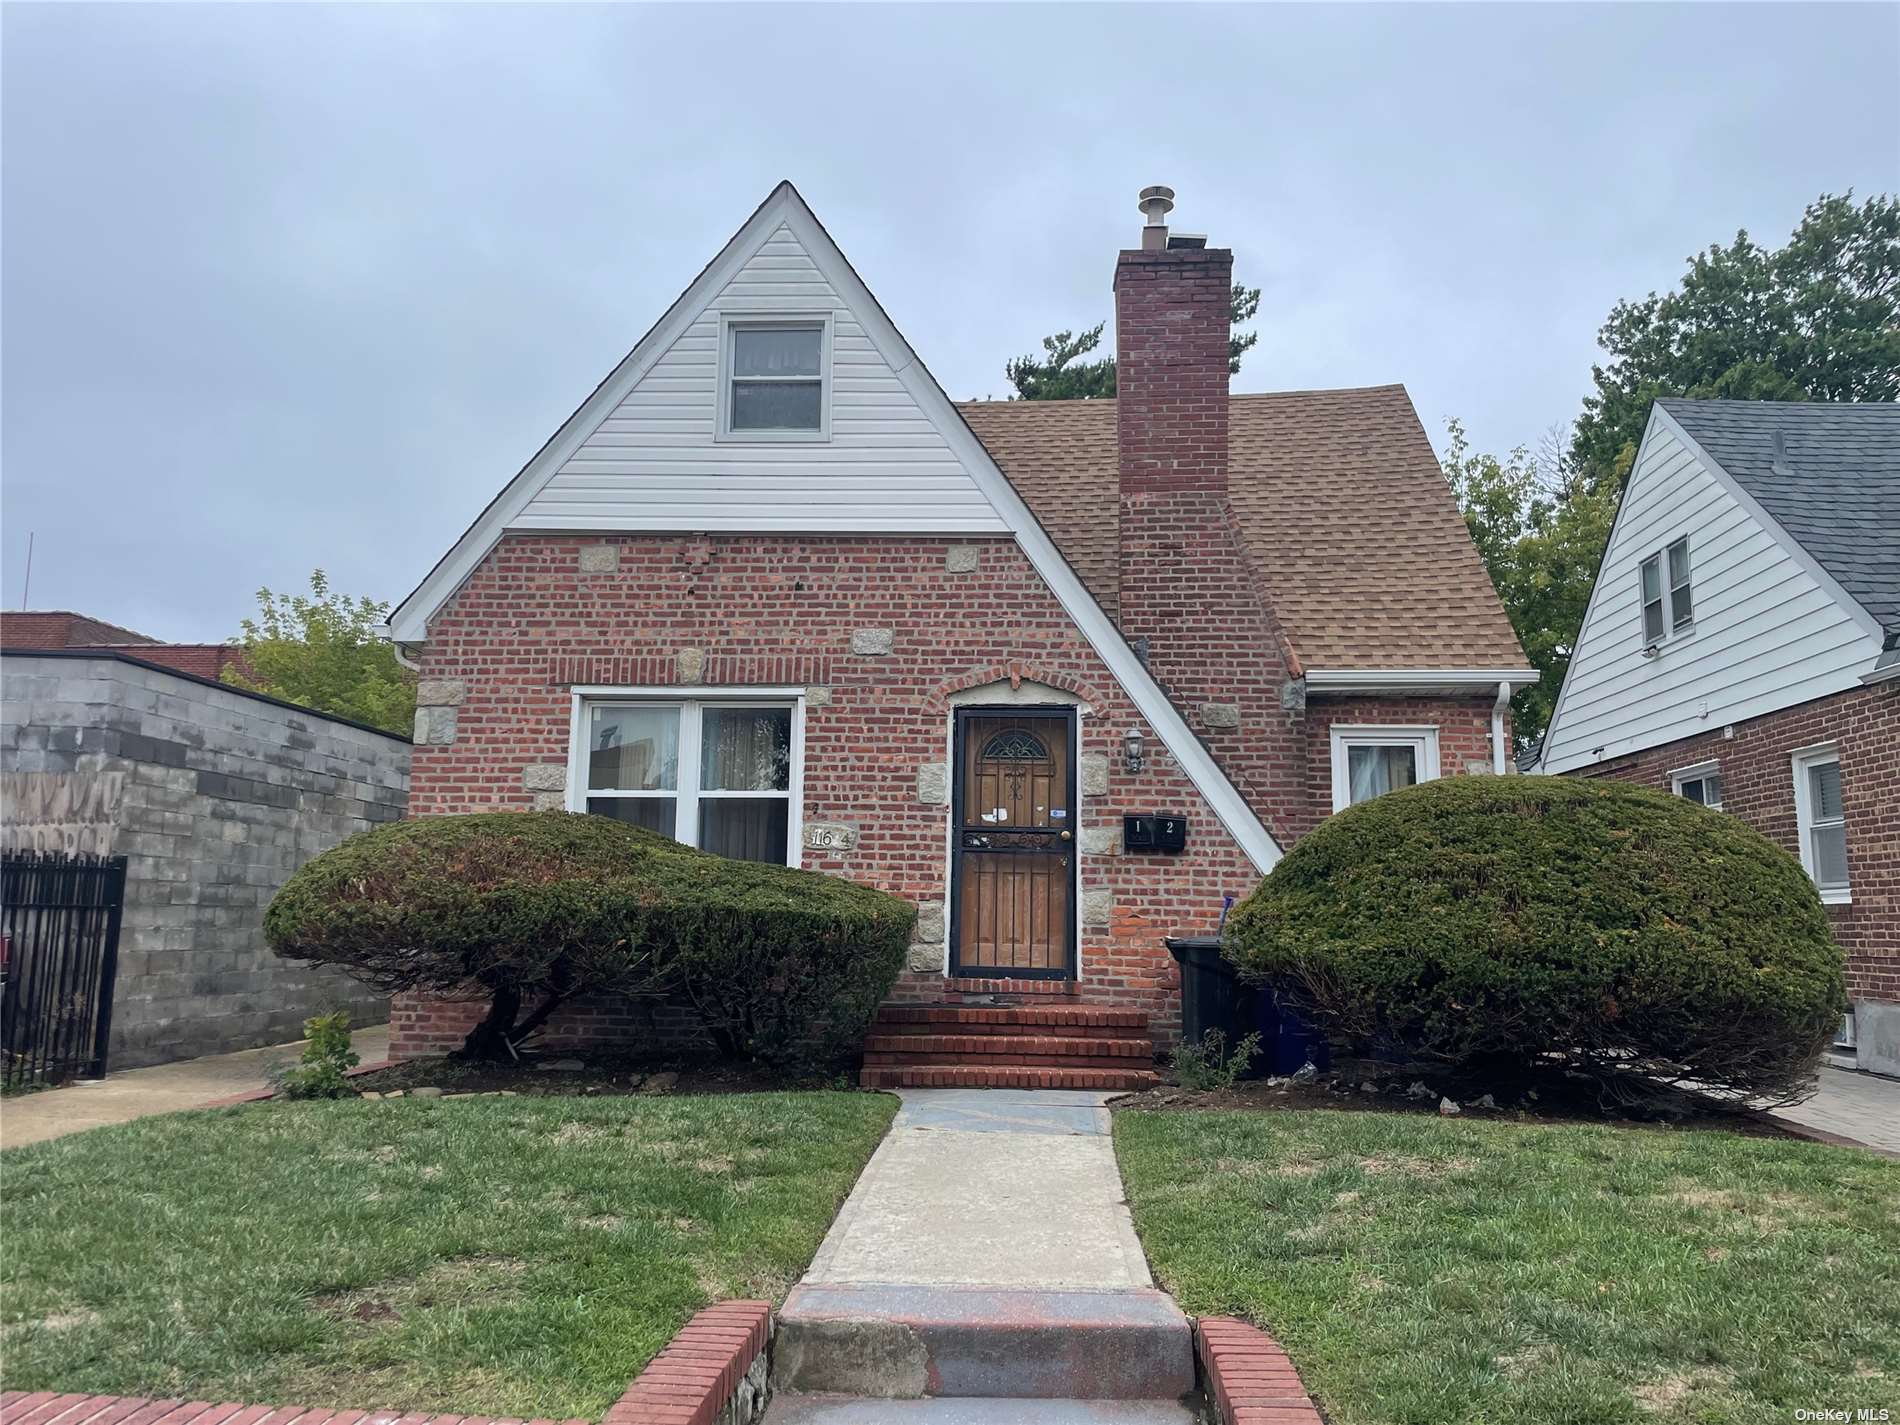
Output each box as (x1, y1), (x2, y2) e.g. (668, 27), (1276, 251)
(4, 3), (1896, 643)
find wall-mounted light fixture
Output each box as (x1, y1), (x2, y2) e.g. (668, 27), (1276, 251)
(1122, 726), (1145, 775)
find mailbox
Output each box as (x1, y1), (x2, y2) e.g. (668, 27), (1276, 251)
(1124, 814), (1188, 853)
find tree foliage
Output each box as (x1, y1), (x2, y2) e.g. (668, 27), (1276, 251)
(224, 569), (416, 735)
(1571, 192), (1900, 488)
(1441, 419), (1617, 745)
(1003, 283), (1262, 400)
(1226, 776), (1846, 1107)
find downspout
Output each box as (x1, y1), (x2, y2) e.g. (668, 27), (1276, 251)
(1491, 680), (1510, 774)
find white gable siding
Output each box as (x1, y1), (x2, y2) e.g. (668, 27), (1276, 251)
(1541, 421), (1882, 773)
(510, 224), (1006, 535)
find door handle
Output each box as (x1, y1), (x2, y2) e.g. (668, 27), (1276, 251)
(1058, 829), (1072, 841)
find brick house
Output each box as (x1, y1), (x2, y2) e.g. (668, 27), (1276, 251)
(381, 182), (1532, 1084)
(1537, 400), (1899, 1078)
(0, 610), (249, 683)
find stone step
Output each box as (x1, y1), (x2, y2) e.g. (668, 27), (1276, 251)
(863, 1035), (1154, 1068)
(859, 1065), (1161, 1091)
(774, 1285), (1195, 1400)
(875, 1005), (1151, 1035)
(763, 1393), (1200, 1423)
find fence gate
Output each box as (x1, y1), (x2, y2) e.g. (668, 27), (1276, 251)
(1, 851), (127, 1089)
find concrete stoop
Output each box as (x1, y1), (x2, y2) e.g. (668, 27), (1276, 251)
(764, 1395), (1199, 1423)
(773, 1284), (1196, 1400)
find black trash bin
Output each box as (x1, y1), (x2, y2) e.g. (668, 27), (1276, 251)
(1166, 936), (1328, 1077)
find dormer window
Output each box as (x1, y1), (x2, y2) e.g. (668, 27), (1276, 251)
(1639, 535), (1694, 646)
(720, 316), (829, 440)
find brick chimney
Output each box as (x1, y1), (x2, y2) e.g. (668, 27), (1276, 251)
(1112, 187), (1308, 844)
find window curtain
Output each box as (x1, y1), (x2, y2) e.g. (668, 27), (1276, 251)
(1348, 745), (1417, 804)
(733, 327), (820, 377)
(700, 708), (791, 791)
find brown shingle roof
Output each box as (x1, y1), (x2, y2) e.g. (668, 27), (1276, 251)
(958, 386), (1526, 671)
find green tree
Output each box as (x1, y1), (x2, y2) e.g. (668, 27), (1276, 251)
(1572, 192), (1900, 488)
(225, 570), (416, 735)
(1442, 419), (1617, 746)
(1003, 283), (1263, 400)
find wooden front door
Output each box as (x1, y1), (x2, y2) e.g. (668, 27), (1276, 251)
(950, 708), (1077, 979)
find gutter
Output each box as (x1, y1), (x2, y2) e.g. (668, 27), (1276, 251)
(1304, 667), (1539, 693)
(1491, 680), (1511, 774)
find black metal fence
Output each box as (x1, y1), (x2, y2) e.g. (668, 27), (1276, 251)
(1, 851), (126, 1089)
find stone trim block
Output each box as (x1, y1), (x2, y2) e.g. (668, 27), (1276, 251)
(1081, 888), (1112, 927)
(676, 648), (706, 683)
(1080, 826), (1117, 855)
(1080, 753), (1109, 797)
(946, 544), (980, 573)
(415, 678), (467, 708)
(1200, 702), (1241, 730)
(522, 763), (567, 791)
(531, 791), (565, 811)
(414, 706), (458, 745)
(578, 543), (620, 573)
(806, 685), (832, 707)
(850, 628), (894, 656)
(917, 762), (948, 805)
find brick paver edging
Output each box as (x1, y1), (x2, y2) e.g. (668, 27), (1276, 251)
(605, 1300), (771, 1425)
(1, 1302), (775, 1425)
(1196, 1316), (1325, 1425)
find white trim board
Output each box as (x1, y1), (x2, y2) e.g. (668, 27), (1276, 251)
(384, 181), (1283, 873)
(1305, 667), (1538, 694)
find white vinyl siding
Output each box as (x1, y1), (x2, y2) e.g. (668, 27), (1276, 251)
(513, 223), (1007, 535)
(1540, 419), (1883, 774)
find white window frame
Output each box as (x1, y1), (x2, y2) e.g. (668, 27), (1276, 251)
(715, 312), (832, 443)
(1670, 760), (1724, 810)
(1637, 535), (1695, 648)
(566, 686), (805, 867)
(1329, 725), (1441, 813)
(1791, 742), (1850, 905)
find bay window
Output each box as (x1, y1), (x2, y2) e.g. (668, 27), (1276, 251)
(574, 693), (802, 866)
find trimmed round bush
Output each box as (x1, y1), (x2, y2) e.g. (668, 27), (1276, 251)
(1225, 776), (1845, 1104)
(266, 811), (914, 1066)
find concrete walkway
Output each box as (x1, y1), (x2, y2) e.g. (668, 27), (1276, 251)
(0, 1024), (391, 1150)
(1769, 1064), (1900, 1154)
(769, 1089), (1195, 1415)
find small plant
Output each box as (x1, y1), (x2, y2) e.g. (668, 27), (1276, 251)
(1170, 1028), (1261, 1092)
(273, 1011), (361, 1099)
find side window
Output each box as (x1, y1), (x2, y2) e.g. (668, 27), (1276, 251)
(1329, 726), (1441, 813)
(1671, 762), (1723, 809)
(1666, 536), (1694, 631)
(1638, 537), (1693, 647)
(1640, 554), (1665, 644)
(1792, 745), (1849, 902)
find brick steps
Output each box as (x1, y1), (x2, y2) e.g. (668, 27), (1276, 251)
(860, 1065), (1160, 1090)
(942, 977), (1081, 998)
(864, 999), (1158, 1090)
(876, 1005), (1150, 1033)
(864, 1035), (1151, 1069)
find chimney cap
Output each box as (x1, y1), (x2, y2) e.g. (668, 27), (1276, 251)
(1138, 185), (1176, 224)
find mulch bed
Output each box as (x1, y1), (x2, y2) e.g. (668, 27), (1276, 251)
(349, 1052), (834, 1099)
(1113, 1057), (1802, 1140)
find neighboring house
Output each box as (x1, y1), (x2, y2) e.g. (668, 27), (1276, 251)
(0, 609), (250, 683)
(381, 182), (1532, 1084)
(1537, 400), (1899, 1077)
(1, 642), (409, 1068)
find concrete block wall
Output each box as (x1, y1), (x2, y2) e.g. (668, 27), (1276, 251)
(2, 652), (410, 1069)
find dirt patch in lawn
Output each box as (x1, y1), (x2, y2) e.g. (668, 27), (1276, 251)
(1112, 1058), (1802, 1138)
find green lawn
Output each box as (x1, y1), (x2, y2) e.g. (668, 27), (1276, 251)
(1114, 1108), (1899, 1425)
(2, 1091), (896, 1418)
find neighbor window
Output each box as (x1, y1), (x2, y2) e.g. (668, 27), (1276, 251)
(1329, 726), (1441, 812)
(1638, 536), (1694, 646)
(576, 697), (800, 866)
(1671, 762), (1723, 809)
(1792, 745), (1849, 902)
(722, 319), (826, 437)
